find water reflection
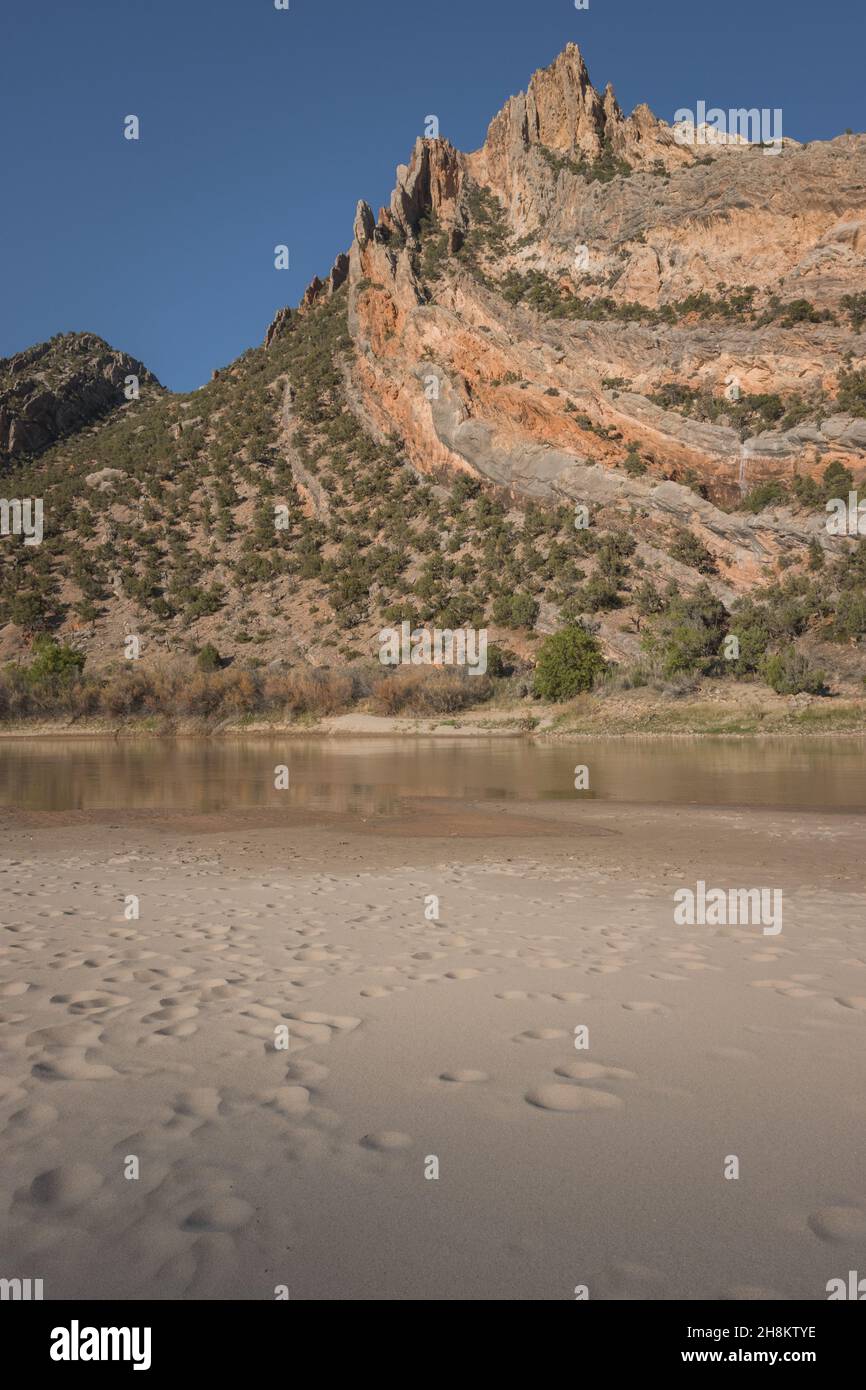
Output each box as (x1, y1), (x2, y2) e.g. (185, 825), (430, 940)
(0, 737), (864, 815)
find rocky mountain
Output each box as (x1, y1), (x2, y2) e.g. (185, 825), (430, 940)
(0, 333), (160, 462)
(338, 44), (866, 521)
(1, 43), (864, 704)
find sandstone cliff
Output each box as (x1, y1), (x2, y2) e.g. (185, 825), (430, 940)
(329, 41), (865, 583)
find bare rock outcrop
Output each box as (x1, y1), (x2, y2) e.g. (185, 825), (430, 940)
(0, 333), (160, 463)
(328, 41), (864, 541)
(298, 253), (351, 314)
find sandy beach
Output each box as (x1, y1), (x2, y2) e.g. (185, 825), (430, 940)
(1, 795), (864, 1301)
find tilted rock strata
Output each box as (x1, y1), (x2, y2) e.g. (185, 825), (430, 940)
(315, 42), (865, 587)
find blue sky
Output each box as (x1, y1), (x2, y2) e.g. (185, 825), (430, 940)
(2, 0), (862, 392)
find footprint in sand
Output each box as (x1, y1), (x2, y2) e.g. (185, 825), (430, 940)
(173, 1088), (223, 1121)
(50, 990), (132, 1016)
(259, 1086), (311, 1117)
(197, 979), (246, 1002)
(526, 1083), (623, 1112)
(554, 1061), (636, 1082)
(31, 1044), (116, 1081)
(807, 1205), (866, 1244)
(146, 1001), (200, 1027)
(8, 1101), (59, 1132)
(360, 1131), (413, 1151)
(439, 1069), (489, 1083)
(286, 1059), (329, 1085)
(265, 1012), (361, 1054)
(514, 1029), (569, 1043)
(292, 1011), (361, 1032)
(280, 1021), (333, 1047)
(28, 1163), (103, 1212)
(183, 1197), (254, 1233)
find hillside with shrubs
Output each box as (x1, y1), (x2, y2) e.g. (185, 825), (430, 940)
(1, 43), (864, 728)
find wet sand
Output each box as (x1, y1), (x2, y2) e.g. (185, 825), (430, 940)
(1, 798), (864, 1300)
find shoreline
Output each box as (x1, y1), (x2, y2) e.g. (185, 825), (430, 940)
(2, 795), (865, 848)
(2, 703), (866, 741)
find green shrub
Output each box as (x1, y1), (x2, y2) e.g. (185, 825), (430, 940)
(642, 585), (728, 677)
(634, 579), (664, 618)
(510, 592), (539, 628)
(807, 539), (825, 571)
(533, 625), (606, 700)
(742, 480), (786, 513)
(822, 459), (854, 500)
(485, 644), (519, 678)
(837, 370), (866, 418)
(761, 648), (826, 695)
(668, 527), (718, 575)
(492, 592), (538, 628)
(577, 576), (623, 611)
(623, 445), (646, 476)
(25, 637), (86, 688)
(840, 293), (866, 332)
(833, 590), (866, 641)
(196, 643), (222, 672)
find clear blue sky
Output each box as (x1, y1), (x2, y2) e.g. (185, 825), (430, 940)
(2, 0), (862, 392)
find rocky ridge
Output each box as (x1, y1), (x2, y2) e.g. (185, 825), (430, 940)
(291, 41), (866, 583)
(0, 333), (160, 463)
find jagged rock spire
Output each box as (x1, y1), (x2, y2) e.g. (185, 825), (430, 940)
(484, 43), (620, 161)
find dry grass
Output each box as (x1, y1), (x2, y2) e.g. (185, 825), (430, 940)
(371, 666), (491, 715)
(0, 661), (361, 723)
(262, 669), (355, 717)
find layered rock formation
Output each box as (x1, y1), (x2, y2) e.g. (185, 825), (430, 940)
(294, 41), (866, 591)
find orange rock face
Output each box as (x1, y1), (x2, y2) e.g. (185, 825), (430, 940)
(310, 43), (865, 595)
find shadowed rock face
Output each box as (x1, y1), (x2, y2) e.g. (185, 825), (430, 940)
(311, 42), (866, 592)
(0, 333), (160, 463)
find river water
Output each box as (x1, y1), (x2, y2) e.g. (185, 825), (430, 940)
(1, 736), (864, 815)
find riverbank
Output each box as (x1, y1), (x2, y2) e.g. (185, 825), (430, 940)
(2, 685), (866, 738)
